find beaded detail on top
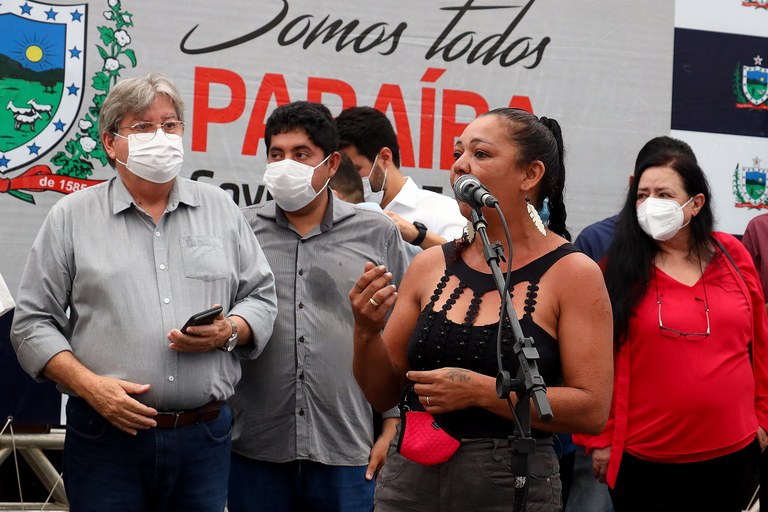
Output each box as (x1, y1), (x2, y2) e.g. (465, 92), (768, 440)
(408, 241), (580, 377)
(404, 241), (580, 439)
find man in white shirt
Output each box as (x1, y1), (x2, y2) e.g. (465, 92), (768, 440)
(335, 106), (466, 259)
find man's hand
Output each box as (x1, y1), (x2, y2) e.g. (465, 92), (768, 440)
(383, 211), (448, 249)
(43, 351), (157, 435)
(79, 374), (157, 435)
(383, 211), (418, 243)
(167, 309), (231, 352)
(367, 417), (399, 480)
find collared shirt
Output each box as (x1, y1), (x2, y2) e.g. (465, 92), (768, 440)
(385, 176), (467, 259)
(12, 176), (277, 410)
(231, 193), (407, 466)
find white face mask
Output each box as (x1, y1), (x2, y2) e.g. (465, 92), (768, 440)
(263, 155), (331, 212)
(362, 155), (387, 204)
(637, 196), (693, 241)
(115, 130), (184, 184)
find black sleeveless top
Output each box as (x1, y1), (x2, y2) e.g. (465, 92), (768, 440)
(406, 241), (579, 439)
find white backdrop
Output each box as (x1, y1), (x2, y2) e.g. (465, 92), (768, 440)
(0, 0), (686, 295)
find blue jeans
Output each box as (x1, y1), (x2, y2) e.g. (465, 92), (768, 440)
(564, 448), (614, 512)
(228, 453), (375, 512)
(63, 397), (232, 512)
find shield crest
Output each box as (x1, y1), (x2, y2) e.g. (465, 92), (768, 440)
(0, 1), (86, 173)
(742, 65), (768, 106)
(735, 159), (768, 208)
(745, 167), (768, 201)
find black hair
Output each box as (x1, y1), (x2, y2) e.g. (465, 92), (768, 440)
(264, 101), (338, 157)
(329, 152), (364, 203)
(635, 135), (697, 167)
(480, 108), (569, 240)
(335, 106), (401, 168)
(603, 137), (712, 345)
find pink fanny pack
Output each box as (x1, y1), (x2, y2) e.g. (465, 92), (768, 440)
(396, 384), (461, 466)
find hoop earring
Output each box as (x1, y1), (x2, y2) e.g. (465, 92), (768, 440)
(526, 196), (547, 237)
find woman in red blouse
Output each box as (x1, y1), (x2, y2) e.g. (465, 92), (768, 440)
(574, 140), (768, 511)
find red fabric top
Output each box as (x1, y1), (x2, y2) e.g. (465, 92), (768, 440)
(574, 232), (768, 488)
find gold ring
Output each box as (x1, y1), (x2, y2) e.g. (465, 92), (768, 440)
(426, 396), (431, 407)
(369, 297), (379, 308)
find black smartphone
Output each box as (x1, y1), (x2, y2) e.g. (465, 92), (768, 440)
(181, 306), (223, 334)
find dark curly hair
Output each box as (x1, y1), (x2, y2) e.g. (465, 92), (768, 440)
(264, 101), (338, 157)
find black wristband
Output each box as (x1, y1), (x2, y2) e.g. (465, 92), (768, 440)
(410, 221), (428, 246)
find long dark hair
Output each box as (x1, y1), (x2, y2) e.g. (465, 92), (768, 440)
(604, 141), (713, 345)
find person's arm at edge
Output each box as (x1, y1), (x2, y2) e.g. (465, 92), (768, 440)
(467, 252), (614, 435)
(228, 210), (278, 359)
(351, 246), (429, 412)
(721, 233), (768, 448)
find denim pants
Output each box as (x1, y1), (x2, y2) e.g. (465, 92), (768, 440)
(63, 397), (233, 512)
(227, 453), (375, 512)
(564, 448), (614, 512)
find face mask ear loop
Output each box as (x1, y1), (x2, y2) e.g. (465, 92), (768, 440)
(380, 160), (388, 194)
(314, 153), (332, 171)
(312, 154), (333, 196)
(369, 155), (383, 193)
(679, 197), (695, 230)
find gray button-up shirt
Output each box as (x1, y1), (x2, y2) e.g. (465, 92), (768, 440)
(231, 194), (407, 466)
(12, 176), (277, 410)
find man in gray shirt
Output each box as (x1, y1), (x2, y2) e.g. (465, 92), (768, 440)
(11, 73), (277, 511)
(228, 101), (407, 512)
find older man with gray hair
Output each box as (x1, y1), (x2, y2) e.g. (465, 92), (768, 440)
(11, 72), (277, 511)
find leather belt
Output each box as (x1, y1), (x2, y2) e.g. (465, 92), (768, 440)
(154, 400), (223, 429)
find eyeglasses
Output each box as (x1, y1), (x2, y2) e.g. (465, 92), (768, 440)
(654, 258), (710, 341)
(116, 120), (185, 141)
(657, 296), (710, 341)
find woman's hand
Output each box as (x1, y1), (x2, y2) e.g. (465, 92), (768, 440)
(406, 367), (487, 414)
(591, 446), (611, 483)
(349, 262), (397, 337)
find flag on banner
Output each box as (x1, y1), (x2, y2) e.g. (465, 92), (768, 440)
(672, 28), (767, 138)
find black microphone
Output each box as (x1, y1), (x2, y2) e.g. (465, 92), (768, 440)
(453, 175), (498, 208)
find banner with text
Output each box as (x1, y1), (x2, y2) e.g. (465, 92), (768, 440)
(0, 0), (677, 295)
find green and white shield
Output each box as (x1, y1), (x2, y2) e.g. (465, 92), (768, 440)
(0, 1), (87, 172)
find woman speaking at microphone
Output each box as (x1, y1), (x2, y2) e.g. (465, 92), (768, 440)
(349, 108), (613, 511)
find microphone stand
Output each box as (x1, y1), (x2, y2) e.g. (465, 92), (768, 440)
(470, 207), (553, 511)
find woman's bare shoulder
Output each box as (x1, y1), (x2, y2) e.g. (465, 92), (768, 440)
(548, 245), (607, 291)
